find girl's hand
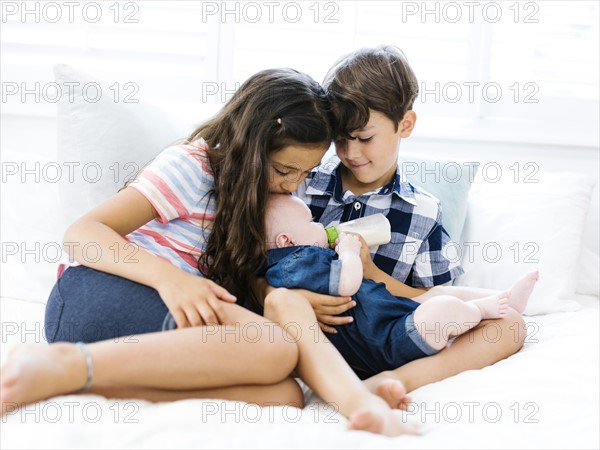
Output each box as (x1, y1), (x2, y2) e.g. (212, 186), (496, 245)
(294, 289), (356, 334)
(156, 270), (237, 328)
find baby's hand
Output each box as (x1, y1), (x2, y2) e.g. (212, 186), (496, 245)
(351, 233), (379, 280)
(335, 232), (361, 256)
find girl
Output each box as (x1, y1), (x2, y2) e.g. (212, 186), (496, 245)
(1, 68), (413, 436)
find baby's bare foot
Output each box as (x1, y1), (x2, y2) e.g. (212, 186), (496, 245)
(1, 343), (88, 415)
(473, 291), (510, 320)
(509, 271), (539, 313)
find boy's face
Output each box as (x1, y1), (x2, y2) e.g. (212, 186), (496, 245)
(334, 109), (416, 192)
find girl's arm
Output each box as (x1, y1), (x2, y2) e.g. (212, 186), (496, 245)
(63, 186), (236, 327)
(64, 186), (176, 286)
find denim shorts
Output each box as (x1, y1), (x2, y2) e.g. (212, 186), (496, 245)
(325, 279), (439, 380)
(44, 265), (176, 343)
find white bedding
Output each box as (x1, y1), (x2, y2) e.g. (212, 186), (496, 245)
(1, 294), (598, 449)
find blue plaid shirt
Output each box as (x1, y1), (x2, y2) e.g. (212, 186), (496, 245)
(295, 155), (463, 287)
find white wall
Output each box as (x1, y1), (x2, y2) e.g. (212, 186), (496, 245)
(1, 0), (598, 301)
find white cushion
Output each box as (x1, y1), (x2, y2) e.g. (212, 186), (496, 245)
(401, 153), (478, 243)
(454, 171), (597, 315)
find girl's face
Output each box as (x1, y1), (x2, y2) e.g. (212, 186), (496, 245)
(267, 144), (328, 194)
(335, 109), (416, 194)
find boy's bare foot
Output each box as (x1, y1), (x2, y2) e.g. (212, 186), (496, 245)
(363, 371), (412, 410)
(1, 343), (88, 415)
(348, 401), (418, 436)
(509, 271), (539, 313)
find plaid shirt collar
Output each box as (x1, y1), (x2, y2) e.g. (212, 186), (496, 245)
(305, 155), (418, 206)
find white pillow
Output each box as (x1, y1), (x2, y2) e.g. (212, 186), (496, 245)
(454, 171), (596, 315)
(54, 64), (217, 225)
(401, 152), (478, 243)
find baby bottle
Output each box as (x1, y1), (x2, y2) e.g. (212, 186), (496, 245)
(325, 214), (391, 247)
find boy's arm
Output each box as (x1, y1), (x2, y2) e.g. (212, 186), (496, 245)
(367, 268), (431, 297)
(335, 233), (363, 297)
(356, 235), (430, 298)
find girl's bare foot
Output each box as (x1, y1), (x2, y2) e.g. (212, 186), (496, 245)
(1, 343), (88, 415)
(509, 271), (539, 313)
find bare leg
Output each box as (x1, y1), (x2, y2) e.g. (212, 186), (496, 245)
(413, 272), (538, 314)
(89, 377), (304, 407)
(1, 303), (298, 413)
(413, 285), (497, 303)
(365, 308), (526, 393)
(264, 288), (417, 436)
(413, 293), (510, 350)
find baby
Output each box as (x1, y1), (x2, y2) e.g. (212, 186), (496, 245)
(263, 194), (538, 379)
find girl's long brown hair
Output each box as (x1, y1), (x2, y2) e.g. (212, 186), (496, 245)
(188, 68), (333, 314)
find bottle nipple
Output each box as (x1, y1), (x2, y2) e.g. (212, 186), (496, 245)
(325, 226), (339, 244)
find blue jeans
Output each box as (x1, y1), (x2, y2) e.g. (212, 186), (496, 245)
(44, 265), (176, 343)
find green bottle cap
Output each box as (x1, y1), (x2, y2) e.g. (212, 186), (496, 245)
(325, 226), (339, 244)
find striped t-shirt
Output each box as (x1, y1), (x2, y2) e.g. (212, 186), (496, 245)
(126, 141), (215, 275)
(59, 141), (215, 277)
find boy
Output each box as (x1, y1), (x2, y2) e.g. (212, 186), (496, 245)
(296, 45), (456, 299)
(294, 46), (530, 391)
(263, 194), (537, 379)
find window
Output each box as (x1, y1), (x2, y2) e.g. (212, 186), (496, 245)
(2, 0), (598, 147)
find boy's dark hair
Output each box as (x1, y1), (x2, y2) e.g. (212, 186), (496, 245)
(323, 45), (419, 138)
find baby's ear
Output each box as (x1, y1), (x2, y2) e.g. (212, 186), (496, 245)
(275, 233), (293, 248)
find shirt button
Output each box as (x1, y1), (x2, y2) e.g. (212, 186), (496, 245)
(354, 202), (362, 210)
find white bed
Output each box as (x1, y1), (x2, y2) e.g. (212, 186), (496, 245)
(1, 296), (598, 449)
(1, 65), (598, 449)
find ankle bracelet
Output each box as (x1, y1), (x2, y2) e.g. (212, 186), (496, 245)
(76, 342), (94, 392)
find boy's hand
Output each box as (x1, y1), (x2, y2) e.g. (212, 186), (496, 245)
(353, 234), (379, 280)
(156, 269), (237, 328)
(293, 289), (356, 334)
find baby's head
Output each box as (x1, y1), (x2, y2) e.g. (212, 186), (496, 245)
(265, 195), (328, 249)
